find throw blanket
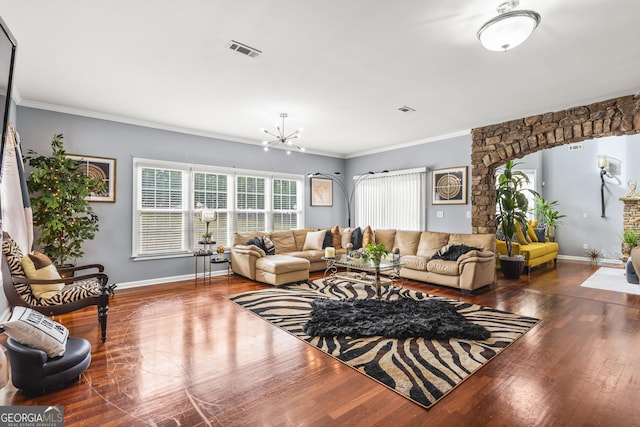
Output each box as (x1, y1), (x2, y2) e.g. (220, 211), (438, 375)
(431, 244), (480, 261)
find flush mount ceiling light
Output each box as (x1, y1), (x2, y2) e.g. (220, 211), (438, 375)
(261, 113), (305, 155)
(477, 0), (541, 52)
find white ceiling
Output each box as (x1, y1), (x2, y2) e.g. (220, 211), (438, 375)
(1, 0), (639, 158)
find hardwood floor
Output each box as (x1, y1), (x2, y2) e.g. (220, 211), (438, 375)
(2, 260), (640, 426)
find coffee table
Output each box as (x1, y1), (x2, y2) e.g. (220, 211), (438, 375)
(322, 255), (403, 298)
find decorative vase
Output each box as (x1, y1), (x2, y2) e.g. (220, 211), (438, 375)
(499, 255), (526, 279)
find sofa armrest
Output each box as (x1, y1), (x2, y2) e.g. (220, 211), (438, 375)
(231, 245), (265, 280)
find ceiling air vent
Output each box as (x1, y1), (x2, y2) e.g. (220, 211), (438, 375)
(227, 40), (261, 58)
(398, 106), (416, 113)
(567, 143), (583, 151)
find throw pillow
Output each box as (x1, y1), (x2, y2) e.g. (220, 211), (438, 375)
(431, 244), (481, 261)
(2, 232), (26, 278)
(303, 230), (327, 251)
(0, 306), (69, 358)
(322, 230), (333, 248)
(262, 237), (276, 255)
(21, 252), (65, 299)
(350, 227), (363, 250)
(362, 226), (374, 246)
(534, 228), (546, 242)
(526, 225), (538, 242)
(514, 223), (529, 245)
(247, 237), (267, 253)
(331, 225), (341, 248)
(340, 228), (353, 248)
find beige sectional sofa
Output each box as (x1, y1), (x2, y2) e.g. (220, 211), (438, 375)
(232, 227), (496, 292)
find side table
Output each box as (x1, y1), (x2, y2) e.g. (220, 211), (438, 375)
(211, 255), (232, 282)
(194, 250), (213, 285)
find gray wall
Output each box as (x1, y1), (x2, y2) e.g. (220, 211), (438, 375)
(16, 107), (345, 284)
(14, 106), (639, 286)
(346, 134), (473, 233)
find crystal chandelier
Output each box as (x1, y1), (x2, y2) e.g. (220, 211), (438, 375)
(260, 113), (305, 155)
(477, 0), (541, 52)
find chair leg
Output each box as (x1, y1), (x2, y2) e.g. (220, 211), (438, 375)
(98, 288), (110, 342)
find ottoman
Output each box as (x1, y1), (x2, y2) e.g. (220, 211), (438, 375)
(255, 255), (310, 285)
(5, 337), (91, 396)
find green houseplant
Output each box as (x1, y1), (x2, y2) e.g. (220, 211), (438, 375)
(496, 160), (537, 279)
(25, 134), (104, 267)
(534, 197), (566, 242)
(362, 242), (389, 265)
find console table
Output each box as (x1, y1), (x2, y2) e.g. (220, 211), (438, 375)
(322, 255), (403, 298)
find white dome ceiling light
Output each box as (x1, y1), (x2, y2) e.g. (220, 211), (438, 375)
(477, 0), (541, 52)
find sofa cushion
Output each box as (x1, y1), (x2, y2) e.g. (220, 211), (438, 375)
(287, 250), (325, 263)
(393, 230), (421, 255)
(1, 306), (69, 358)
(293, 228), (317, 250)
(526, 225), (538, 242)
(426, 259), (459, 276)
(269, 230), (297, 253)
(448, 233), (495, 253)
(431, 244), (480, 261)
(234, 231), (265, 247)
(21, 252), (64, 299)
(514, 223), (530, 245)
(322, 230), (333, 248)
(416, 231), (450, 258)
(401, 255), (429, 271)
(374, 229), (396, 251)
(534, 228), (546, 242)
(256, 255), (310, 274)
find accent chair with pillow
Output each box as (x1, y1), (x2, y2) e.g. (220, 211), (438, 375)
(2, 307), (91, 396)
(1, 232), (114, 342)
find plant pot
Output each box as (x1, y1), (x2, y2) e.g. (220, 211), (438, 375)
(499, 255), (526, 279)
(622, 242), (632, 256)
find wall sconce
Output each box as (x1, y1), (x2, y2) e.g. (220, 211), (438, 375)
(599, 156), (608, 218)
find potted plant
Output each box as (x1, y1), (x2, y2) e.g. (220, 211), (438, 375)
(496, 160), (537, 279)
(621, 229), (639, 257)
(24, 134), (105, 267)
(534, 197), (566, 242)
(362, 242), (389, 265)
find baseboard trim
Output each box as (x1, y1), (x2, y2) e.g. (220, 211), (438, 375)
(116, 270), (231, 290)
(557, 254), (623, 265)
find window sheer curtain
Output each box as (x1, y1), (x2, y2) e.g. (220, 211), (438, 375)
(354, 168), (426, 230)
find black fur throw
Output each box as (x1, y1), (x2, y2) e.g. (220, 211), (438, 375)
(304, 298), (490, 340)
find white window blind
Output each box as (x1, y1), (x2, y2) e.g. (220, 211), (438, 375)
(136, 167), (189, 256)
(355, 168), (426, 230)
(133, 158), (304, 259)
(193, 172), (228, 246)
(273, 178), (300, 230)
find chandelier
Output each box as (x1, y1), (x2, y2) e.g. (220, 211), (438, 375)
(260, 113), (305, 154)
(477, 0), (541, 52)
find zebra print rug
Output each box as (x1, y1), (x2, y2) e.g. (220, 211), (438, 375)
(227, 279), (539, 409)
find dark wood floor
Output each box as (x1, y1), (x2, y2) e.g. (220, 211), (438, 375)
(2, 260), (640, 426)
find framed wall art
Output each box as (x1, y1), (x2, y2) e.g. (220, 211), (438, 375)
(310, 177), (333, 207)
(432, 166), (467, 205)
(67, 154), (116, 202)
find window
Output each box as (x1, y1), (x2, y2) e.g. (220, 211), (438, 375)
(354, 168), (426, 230)
(132, 158), (303, 259)
(273, 179), (299, 231)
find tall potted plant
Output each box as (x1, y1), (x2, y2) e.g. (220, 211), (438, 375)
(496, 160), (537, 279)
(25, 134), (104, 267)
(534, 197), (566, 242)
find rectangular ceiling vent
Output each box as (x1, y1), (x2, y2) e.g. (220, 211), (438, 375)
(227, 40), (261, 58)
(398, 106), (416, 113)
(567, 143), (583, 151)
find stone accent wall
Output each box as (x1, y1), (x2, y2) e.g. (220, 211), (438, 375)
(470, 93), (640, 234)
(621, 198), (640, 235)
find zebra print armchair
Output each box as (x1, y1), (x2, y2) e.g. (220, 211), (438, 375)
(1, 233), (114, 342)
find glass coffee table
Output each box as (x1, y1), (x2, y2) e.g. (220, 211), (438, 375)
(322, 255), (403, 298)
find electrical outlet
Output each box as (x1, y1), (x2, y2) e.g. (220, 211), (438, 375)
(583, 243), (588, 249)
(437, 211), (444, 218)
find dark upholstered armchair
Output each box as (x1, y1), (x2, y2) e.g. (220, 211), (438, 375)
(1, 234), (114, 342)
